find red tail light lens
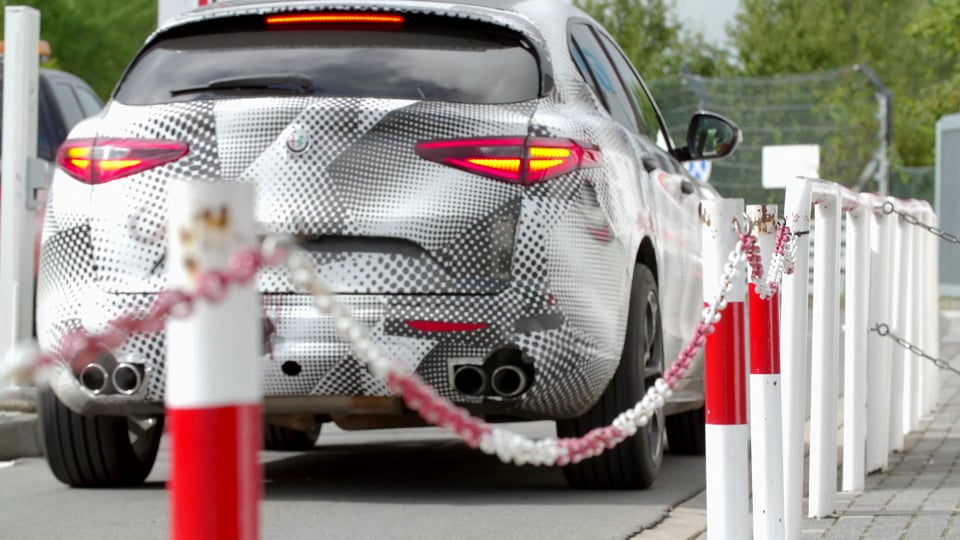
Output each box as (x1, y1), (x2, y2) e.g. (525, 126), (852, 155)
(266, 13), (405, 25)
(414, 137), (600, 185)
(57, 138), (189, 185)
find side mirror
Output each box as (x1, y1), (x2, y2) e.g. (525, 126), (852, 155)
(681, 112), (742, 161)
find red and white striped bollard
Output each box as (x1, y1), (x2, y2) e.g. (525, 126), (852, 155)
(166, 180), (261, 540)
(747, 204), (784, 539)
(701, 198), (749, 539)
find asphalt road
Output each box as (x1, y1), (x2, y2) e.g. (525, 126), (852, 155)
(0, 421), (705, 540)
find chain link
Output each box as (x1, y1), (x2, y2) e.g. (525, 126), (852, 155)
(871, 323), (960, 377)
(880, 202), (960, 244)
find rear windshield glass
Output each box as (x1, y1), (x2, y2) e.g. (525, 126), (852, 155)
(115, 23), (541, 105)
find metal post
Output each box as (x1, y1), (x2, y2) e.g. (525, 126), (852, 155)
(701, 198), (749, 540)
(781, 179), (812, 540)
(809, 185), (842, 518)
(0, 6), (40, 382)
(925, 210), (941, 413)
(842, 199), (870, 492)
(906, 213), (921, 432)
(747, 205), (785, 539)
(866, 205), (893, 472)
(889, 203), (907, 451)
(166, 180), (261, 540)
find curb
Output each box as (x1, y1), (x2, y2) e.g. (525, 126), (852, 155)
(0, 412), (42, 460)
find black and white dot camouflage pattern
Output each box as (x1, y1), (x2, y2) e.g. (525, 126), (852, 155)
(37, 0), (708, 420)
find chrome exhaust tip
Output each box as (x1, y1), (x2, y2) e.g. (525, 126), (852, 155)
(111, 362), (143, 395)
(490, 365), (529, 398)
(79, 363), (109, 395)
(453, 365), (489, 396)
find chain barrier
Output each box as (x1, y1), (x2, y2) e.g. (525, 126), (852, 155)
(1, 219), (792, 467)
(747, 217), (797, 300)
(879, 201), (960, 244)
(870, 324), (960, 377)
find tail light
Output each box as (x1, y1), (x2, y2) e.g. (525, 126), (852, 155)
(56, 138), (189, 185)
(266, 13), (405, 26)
(414, 137), (601, 185)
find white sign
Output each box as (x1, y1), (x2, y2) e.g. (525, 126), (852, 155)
(762, 144), (820, 189)
(684, 159), (712, 182)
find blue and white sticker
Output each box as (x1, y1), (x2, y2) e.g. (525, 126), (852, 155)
(684, 160), (712, 182)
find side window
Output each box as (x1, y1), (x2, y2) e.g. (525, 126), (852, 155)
(597, 33), (667, 147)
(74, 85), (104, 117)
(568, 24), (640, 134)
(50, 82), (85, 130)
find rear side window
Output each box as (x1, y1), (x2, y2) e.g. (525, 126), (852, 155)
(568, 24), (640, 134)
(116, 21), (541, 105)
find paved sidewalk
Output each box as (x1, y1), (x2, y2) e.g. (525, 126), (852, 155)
(636, 317), (960, 539)
(801, 372), (960, 539)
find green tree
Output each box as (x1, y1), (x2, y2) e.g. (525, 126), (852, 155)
(727, 0), (949, 168)
(900, 0), (960, 164)
(576, 0), (731, 78)
(2, 0), (156, 99)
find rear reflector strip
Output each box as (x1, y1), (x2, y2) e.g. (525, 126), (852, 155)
(404, 320), (489, 333)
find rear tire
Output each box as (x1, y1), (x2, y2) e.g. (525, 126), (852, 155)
(38, 387), (163, 487)
(264, 424), (320, 451)
(666, 406), (706, 455)
(556, 264), (665, 489)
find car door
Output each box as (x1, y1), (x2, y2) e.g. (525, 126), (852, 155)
(592, 29), (705, 362)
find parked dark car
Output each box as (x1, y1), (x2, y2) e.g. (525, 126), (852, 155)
(37, 0), (741, 490)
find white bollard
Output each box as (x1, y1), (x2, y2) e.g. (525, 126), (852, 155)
(781, 179), (812, 540)
(701, 198), (749, 540)
(866, 204), (893, 472)
(925, 210), (941, 414)
(906, 211), (921, 432)
(0, 6), (40, 380)
(166, 180), (261, 540)
(889, 204), (907, 451)
(747, 204), (785, 539)
(808, 185), (842, 518)
(842, 198), (870, 492)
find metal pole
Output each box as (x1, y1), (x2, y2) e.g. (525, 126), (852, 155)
(842, 199), (870, 492)
(866, 205), (893, 472)
(925, 209), (941, 413)
(0, 6), (40, 382)
(808, 185), (842, 518)
(747, 205), (785, 539)
(701, 198), (749, 540)
(906, 213), (921, 432)
(166, 180), (261, 540)
(889, 203), (907, 451)
(780, 179), (812, 540)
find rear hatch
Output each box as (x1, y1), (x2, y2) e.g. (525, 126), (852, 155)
(78, 11), (554, 295)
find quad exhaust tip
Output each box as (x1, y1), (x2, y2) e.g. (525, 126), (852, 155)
(112, 362), (143, 395)
(79, 363), (109, 395)
(78, 355), (145, 396)
(490, 365), (529, 398)
(453, 365), (489, 396)
(451, 348), (533, 398)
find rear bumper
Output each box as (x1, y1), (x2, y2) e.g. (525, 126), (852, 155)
(42, 283), (622, 421)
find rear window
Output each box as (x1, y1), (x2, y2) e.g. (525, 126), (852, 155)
(115, 19), (541, 105)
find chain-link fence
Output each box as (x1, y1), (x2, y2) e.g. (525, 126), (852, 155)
(650, 67), (934, 205)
